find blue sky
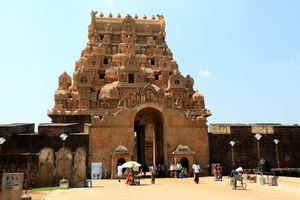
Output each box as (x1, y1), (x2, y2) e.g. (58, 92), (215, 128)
(0, 0), (299, 127)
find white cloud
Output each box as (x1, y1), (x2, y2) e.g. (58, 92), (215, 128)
(199, 69), (211, 77)
(106, 0), (114, 7)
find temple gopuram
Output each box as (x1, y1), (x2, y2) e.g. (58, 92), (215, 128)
(1, 11), (299, 188)
(48, 11), (211, 177)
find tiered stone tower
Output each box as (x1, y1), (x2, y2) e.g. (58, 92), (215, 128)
(48, 12), (211, 177)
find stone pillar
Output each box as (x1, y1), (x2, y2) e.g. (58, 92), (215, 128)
(73, 147), (86, 187)
(56, 147), (73, 184)
(37, 148), (55, 187)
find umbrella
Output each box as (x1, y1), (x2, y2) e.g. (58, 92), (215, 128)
(121, 161), (141, 168)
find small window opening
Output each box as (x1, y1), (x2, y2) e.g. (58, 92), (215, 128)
(103, 58), (109, 65)
(128, 74), (134, 83)
(151, 58), (155, 65)
(81, 77), (88, 84)
(154, 74), (159, 80)
(99, 71), (105, 80)
(175, 80), (180, 85)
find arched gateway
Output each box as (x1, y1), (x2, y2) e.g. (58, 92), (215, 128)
(134, 107), (165, 167)
(48, 12), (212, 178)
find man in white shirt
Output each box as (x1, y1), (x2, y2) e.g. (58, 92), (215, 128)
(192, 161), (201, 184)
(236, 167), (243, 173)
(170, 163), (176, 178)
(117, 164), (123, 182)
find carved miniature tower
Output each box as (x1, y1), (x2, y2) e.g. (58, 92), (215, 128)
(49, 12), (211, 177)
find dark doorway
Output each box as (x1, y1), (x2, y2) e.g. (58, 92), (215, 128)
(134, 108), (164, 167)
(180, 157), (189, 173)
(117, 158), (126, 166)
(134, 125), (145, 164)
(117, 158), (126, 173)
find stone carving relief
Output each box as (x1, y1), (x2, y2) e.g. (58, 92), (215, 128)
(147, 37), (156, 46)
(122, 15), (136, 33)
(105, 24), (113, 33)
(111, 46), (118, 54)
(102, 34), (111, 44)
(88, 25), (96, 43)
(145, 25), (152, 34)
(172, 144), (195, 154)
(58, 72), (71, 90)
(90, 10), (98, 26)
(167, 73), (186, 89)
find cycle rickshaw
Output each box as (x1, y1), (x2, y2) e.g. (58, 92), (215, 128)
(229, 174), (247, 190)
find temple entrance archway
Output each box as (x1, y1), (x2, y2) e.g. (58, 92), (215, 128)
(134, 107), (165, 167)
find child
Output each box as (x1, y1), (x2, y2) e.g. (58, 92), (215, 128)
(125, 169), (134, 185)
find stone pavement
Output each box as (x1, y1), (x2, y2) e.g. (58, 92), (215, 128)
(40, 177), (300, 200)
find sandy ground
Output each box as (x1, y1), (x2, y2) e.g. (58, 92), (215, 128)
(27, 191), (52, 200)
(29, 177), (300, 200)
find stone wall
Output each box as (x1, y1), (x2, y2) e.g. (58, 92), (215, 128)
(0, 123), (89, 187)
(0, 123), (34, 137)
(209, 124), (300, 175)
(2, 122), (300, 186)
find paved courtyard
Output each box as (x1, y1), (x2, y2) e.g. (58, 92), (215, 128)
(31, 177), (300, 200)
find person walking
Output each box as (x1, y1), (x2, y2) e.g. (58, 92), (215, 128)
(151, 164), (157, 184)
(213, 165), (219, 181)
(217, 164), (223, 181)
(192, 161), (201, 184)
(117, 163), (123, 182)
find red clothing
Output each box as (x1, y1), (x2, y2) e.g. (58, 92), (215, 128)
(219, 166), (223, 174)
(125, 171), (134, 185)
(194, 173), (199, 183)
(213, 168), (218, 181)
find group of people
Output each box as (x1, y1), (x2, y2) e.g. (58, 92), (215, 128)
(169, 161), (184, 178)
(169, 161), (201, 184)
(169, 161), (189, 178)
(117, 163), (158, 185)
(115, 162), (246, 187)
(213, 164), (223, 181)
(117, 164), (137, 184)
